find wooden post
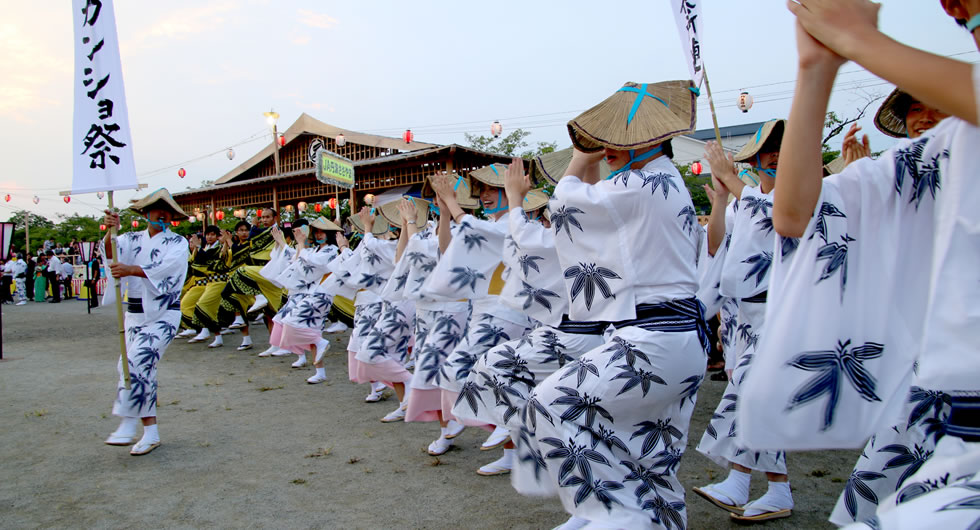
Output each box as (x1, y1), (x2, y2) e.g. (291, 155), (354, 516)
(107, 191), (131, 389)
(23, 211), (30, 255)
(272, 186), (279, 213)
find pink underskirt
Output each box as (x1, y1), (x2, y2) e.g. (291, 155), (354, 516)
(405, 388), (442, 423)
(441, 390), (493, 432)
(347, 350), (358, 382)
(353, 358), (412, 388)
(269, 322), (320, 355)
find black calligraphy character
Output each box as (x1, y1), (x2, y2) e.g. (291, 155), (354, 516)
(81, 123), (126, 169)
(97, 99), (114, 120)
(691, 38), (702, 72)
(81, 0), (102, 26)
(85, 38), (105, 61)
(83, 73), (110, 100)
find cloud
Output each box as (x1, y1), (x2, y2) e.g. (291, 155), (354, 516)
(290, 34), (312, 46)
(297, 9), (338, 30)
(0, 22), (70, 122)
(122, 2), (239, 51)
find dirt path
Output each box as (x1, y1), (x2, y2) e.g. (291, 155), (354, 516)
(0, 301), (858, 528)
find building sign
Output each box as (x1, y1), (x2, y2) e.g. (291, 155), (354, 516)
(315, 150), (354, 189)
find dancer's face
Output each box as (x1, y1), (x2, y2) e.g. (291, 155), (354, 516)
(905, 102), (948, 138)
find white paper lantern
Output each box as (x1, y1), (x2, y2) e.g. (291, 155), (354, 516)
(335, 134), (346, 147)
(491, 120), (503, 138)
(227, 148), (235, 160)
(737, 91), (754, 113)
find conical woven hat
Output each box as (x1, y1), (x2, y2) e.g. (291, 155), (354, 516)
(734, 119), (786, 162)
(129, 188), (189, 220)
(823, 156), (847, 176)
(568, 80), (697, 152)
(349, 214), (390, 236)
(379, 197), (430, 229)
(521, 189), (550, 213)
(874, 88), (912, 138)
(468, 163), (509, 197)
(528, 147), (613, 185)
(309, 216), (342, 232)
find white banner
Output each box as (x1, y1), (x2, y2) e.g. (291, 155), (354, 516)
(672, 0), (705, 90)
(71, 0), (139, 195)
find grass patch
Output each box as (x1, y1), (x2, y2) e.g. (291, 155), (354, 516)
(25, 409), (48, 418)
(306, 447), (333, 458)
(348, 457), (361, 464)
(291, 478), (307, 485)
(258, 385), (284, 392)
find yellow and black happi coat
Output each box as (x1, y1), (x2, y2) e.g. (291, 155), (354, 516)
(179, 242), (224, 330)
(217, 226), (286, 326)
(189, 241), (245, 333)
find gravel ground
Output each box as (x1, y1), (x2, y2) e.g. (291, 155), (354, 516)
(0, 300), (859, 529)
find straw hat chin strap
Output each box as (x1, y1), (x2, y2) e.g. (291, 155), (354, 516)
(753, 153), (776, 179)
(484, 189), (506, 215)
(967, 13), (980, 32)
(146, 218), (169, 231)
(604, 145), (663, 180)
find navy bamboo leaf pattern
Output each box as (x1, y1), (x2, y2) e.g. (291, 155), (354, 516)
(479, 373), (523, 410)
(816, 234), (855, 298)
(631, 418), (683, 457)
(550, 386), (614, 428)
(612, 363), (667, 397)
(755, 215), (774, 235)
(741, 196), (772, 217)
(737, 323), (759, 351)
(463, 233), (488, 251)
(652, 448), (683, 474)
(780, 236), (800, 262)
(363, 251), (382, 266)
(640, 172), (679, 199)
(842, 470), (887, 519)
(518, 255), (544, 276)
(578, 424), (630, 454)
(786, 339), (885, 430)
(539, 331), (573, 368)
(519, 444), (548, 481)
(156, 321), (177, 343)
(893, 139), (926, 194)
(518, 281), (560, 312)
(907, 388), (952, 429)
(552, 205), (585, 242)
(393, 272), (409, 291)
(742, 251), (773, 287)
(524, 394), (554, 429)
(564, 263), (621, 311)
(879, 443), (933, 488)
(603, 336), (650, 368)
(812, 201), (846, 243)
(455, 380), (487, 414)
(406, 251), (428, 266)
(677, 206), (697, 236)
(541, 436), (612, 483)
(641, 495), (686, 530)
(562, 476), (624, 510)
(559, 358), (600, 387)
(449, 267), (486, 292)
(475, 323), (510, 346)
(897, 474), (950, 505)
(623, 461), (674, 501)
(678, 374), (702, 410)
(359, 272), (387, 288)
(134, 346), (160, 368)
(908, 153), (943, 209)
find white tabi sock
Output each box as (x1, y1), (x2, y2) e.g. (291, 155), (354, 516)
(743, 481), (794, 516)
(112, 417), (140, 437)
(240, 336), (252, 346)
(315, 367), (326, 377)
(295, 353), (307, 363)
(371, 381), (386, 393)
(709, 469), (751, 506)
(141, 423), (159, 444)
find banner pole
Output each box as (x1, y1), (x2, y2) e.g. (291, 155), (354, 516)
(702, 66), (724, 146)
(107, 191), (131, 389)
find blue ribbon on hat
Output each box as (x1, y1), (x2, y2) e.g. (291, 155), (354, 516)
(617, 84), (668, 125)
(453, 174), (469, 191)
(967, 13), (980, 32)
(490, 165), (500, 176)
(604, 145), (663, 180)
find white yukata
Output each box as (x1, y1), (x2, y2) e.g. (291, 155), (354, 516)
(10, 259), (27, 303)
(352, 233), (414, 385)
(402, 221), (471, 422)
(696, 200), (739, 368)
(102, 230), (189, 418)
(422, 213), (530, 413)
(737, 68), (980, 530)
(268, 244), (338, 351)
(695, 187), (787, 475)
(461, 208), (605, 433)
(516, 155), (709, 530)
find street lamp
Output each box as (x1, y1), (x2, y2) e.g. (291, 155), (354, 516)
(264, 109), (281, 179)
(79, 241), (97, 314)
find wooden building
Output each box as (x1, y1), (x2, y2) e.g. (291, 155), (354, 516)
(172, 113), (512, 216)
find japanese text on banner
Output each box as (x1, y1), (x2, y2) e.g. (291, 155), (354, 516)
(71, 0), (139, 194)
(672, 0), (704, 90)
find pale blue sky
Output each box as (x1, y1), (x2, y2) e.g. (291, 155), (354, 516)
(0, 0), (975, 218)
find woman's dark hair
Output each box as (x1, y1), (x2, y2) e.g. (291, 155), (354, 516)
(661, 139), (674, 159)
(204, 225), (221, 236)
(893, 93), (915, 122)
(234, 221), (250, 232)
(292, 218), (310, 229)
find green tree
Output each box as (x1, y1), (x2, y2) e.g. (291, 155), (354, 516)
(464, 128), (558, 159)
(674, 163), (711, 214)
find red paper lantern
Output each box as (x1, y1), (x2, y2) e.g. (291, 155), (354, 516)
(132, 220), (140, 228)
(491, 120), (503, 138)
(402, 129), (413, 144)
(690, 161), (703, 175)
(256, 209), (263, 217)
(4, 194), (10, 202)
(63, 196), (71, 204)
(314, 203), (322, 213)
(171, 221), (180, 227)
(178, 168), (186, 178)
(327, 198), (337, 209)
(100, 224), (107, 231)
(278, 134), (286, 147)
(215, 210), (225, 221)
